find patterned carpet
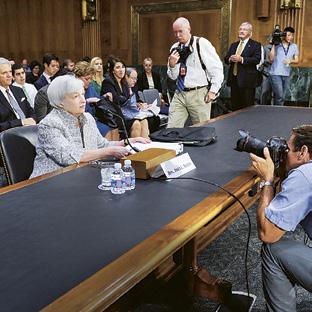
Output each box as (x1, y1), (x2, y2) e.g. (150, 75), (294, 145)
(136, 204), (312, 312)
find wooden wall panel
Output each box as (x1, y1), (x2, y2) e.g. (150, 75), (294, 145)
(0, 0), (83, 64)
(138, 9), (221, 65)
(0, 0), (311, 67)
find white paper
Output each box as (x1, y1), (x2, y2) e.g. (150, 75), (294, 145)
(161, 153), (196, 178)
(126, 141), (183, 155)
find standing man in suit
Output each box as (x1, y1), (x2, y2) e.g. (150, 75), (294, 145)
(225, 22), (261, 111)
(34, 53), (60, 90)
(0, 58), (36, 133)
(167, 17), (223, 128)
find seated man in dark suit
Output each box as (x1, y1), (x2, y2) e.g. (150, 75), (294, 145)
(224, 22), (261, 111)
(34, 53), (59, 90)
(0, 57), (36, 133)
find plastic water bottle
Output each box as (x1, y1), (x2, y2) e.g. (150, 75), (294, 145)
(122, 159), (135, 190)
(110, 163), (125, 194)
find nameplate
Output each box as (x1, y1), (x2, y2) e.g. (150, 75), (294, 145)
(161, 153), (196, 178)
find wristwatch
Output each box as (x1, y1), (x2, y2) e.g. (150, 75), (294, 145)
(259, 181), (274, 190)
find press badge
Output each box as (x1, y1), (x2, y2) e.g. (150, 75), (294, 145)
(179, 65), (187, 77)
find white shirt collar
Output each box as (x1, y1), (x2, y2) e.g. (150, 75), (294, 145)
(43, 72), (52, 83)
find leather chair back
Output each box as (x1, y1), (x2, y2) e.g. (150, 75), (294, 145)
(0, 125), (38, 185)
(142, 88), (161, 106)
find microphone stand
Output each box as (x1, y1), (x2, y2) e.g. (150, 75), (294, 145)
(107, 109), (141, 153)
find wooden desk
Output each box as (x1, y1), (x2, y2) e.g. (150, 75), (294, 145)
(1, 106), (311, 312)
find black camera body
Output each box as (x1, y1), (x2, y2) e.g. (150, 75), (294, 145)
(172, 45), (192, 63)
(272, 24), (287, 45)
(170, 36), (194, 63)
(235, 130), (289, 169)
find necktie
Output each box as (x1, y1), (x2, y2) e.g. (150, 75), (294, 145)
(233, 41), (244, 76)
(6, 89), (26, 119)
(176, 60), (187, 92)
(22, 86), (31, 104)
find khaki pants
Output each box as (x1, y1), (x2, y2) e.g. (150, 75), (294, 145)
(167, 87), (211, 128)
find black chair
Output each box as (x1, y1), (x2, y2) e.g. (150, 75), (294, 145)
(0, 125), (38, 185)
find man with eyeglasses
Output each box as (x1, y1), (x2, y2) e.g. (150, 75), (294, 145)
(250, 125), (312, 311)
(167, 17), (223, 128)
(12, 64), (37, 108)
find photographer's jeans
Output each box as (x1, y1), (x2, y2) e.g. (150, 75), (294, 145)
(261, 239), (312, 312)
(270, 75), (290, 106)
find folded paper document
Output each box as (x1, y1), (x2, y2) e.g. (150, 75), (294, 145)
(126, 141), (183, 155)
(135, 100), (160, 120)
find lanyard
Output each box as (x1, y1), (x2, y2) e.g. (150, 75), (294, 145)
(281, 43), (290, 56)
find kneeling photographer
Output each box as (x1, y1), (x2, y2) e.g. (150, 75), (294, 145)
(269, 25), (299, 106)
(247, 125), (312, 311)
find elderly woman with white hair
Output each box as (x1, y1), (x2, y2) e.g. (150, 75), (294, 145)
(30, 75), (149, 178)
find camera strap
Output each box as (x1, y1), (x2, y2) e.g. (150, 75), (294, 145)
(281, 43), (290, 56)
(196, 37), (212, 89)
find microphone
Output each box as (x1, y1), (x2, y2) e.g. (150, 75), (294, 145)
(104, 107), (141, 153)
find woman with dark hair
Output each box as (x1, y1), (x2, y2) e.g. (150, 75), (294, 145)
(26, 60), (42, 84)
(101, 56), (149, 139)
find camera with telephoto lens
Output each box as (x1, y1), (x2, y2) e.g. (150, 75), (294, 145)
(171, 45), (192, 63)
(235, 130), (289, 170)
(271, 24), (287, 45)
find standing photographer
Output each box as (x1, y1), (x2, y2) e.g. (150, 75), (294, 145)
(167, 17), (223, 128)
(269, 26), (299, 106)
(250, 125), (312, 312)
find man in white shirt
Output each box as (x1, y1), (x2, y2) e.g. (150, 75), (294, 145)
(12, 64), (37, 108)
(167, 17), (223, 128)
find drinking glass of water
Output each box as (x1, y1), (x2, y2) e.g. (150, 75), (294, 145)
(98, 166), (114, 191)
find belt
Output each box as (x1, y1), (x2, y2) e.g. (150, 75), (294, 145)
(183, 85), (207, 92)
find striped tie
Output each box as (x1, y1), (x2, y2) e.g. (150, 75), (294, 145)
(233, 41), (244, 76)
(6, 89), (26, 119)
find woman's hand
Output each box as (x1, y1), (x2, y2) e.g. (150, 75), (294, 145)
(250, 147), (275, 182)
(105, 146), (129, 158)
(103, 92), (113, 102)
(129, 137), (151, 144)
(137, 102), (148, 110)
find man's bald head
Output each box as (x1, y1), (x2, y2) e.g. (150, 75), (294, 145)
(172, 17), (191, 44)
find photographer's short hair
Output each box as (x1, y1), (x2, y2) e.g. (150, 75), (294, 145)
(42, 53), (59, 66)
(73, 61), (95, 78)
(284, 26), (295, 33)
(47, 75), (84, 109)
(292, 125), (312, 156)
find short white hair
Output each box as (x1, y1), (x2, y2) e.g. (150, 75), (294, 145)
(0, 58), (10, 66)
(47, 75), (84, 109)
(240, 22), (253, 32)
(173, 17), (190, 29)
